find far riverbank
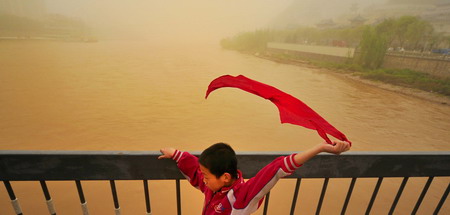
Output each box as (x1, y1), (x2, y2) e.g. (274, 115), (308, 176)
(251, 51), (450, 106)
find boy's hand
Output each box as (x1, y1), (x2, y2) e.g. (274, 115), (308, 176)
(321, 140), (351, 155)
(158, 148), (176, 159)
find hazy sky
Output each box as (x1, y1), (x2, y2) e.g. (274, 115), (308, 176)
(45, 0), (418, 42)
(270, 0), (390, 28)
(44, 0), (294, 42)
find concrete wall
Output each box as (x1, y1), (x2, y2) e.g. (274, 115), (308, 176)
(267, 47), (352, 64)
(267, 42), (450, 78)
(268, 42), (355, 58)
(382, 54), (450, 78)
(267, 42), (353, 64)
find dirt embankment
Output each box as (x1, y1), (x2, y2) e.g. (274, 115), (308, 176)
(254, 52), (450, 105)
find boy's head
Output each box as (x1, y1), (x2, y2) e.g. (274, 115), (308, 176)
(199, 143), (238, 191)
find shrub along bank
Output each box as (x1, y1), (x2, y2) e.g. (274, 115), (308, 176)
(221, 16), (450, 98)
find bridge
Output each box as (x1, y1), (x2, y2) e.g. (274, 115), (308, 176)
(1, 151), (449, 214)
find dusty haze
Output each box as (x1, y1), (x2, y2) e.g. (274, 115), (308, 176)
(1, 0), (449, 214)
(43, 0), (395, 43)
(44, 0), (293, 42)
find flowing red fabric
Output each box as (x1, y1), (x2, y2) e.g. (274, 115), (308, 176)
(205, 75), (351, 145)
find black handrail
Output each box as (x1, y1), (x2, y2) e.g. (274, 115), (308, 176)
(1, 151), (449, 215)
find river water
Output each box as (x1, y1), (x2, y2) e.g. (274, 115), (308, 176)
(0, 40), (449, 214)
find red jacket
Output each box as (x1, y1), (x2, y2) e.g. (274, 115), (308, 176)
(171, 150), (302, 215)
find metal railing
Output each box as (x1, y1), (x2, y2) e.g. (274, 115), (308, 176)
(1, 151), (449, 215)
(385, 51), (450, 61)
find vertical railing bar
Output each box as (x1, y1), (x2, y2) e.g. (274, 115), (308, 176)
(40, 180), (56, 215)
(75, 180), (89, 215)
(40, 180), (51, 201)
(263, 191), (270, 215)
(143, 180), (152, 215)
(75, 180), (86, 203)
(3, 181), (23, 215)
(4, 180), (17, 200)
(290, 178), (302, 215)
(341, 177), (357, 215)
(389, 177), (409, 215)
(110, 180), (121, 215)
(433, 182), (449, 215)
(176, 179), (182, 215)
(365, 177), (383, 215)
(316, 178), (329, 215)
(412, 176), (434, 215)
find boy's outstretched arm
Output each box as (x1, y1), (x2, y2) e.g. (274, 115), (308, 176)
(158, 147), (208, 193)
(294, 140), (350, 165)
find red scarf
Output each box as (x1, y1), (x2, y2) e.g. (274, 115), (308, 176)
(206, 75), (351, 145)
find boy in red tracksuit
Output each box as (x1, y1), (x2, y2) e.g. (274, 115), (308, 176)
(159, 141), (350, 215)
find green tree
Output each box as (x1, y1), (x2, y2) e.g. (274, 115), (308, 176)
(405, 19), (434, 50)
(376, 18), (396, 46)
(220, 29), (275, 52)
(357, 26), (388, 69)
(393, 16), (420, 48)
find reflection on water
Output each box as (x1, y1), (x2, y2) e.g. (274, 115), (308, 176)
(0, 41), (449, 214)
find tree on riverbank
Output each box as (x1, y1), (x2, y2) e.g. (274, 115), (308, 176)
(221, 16), (446, 54)
(221, 16), (447, 70)
(220, 27), (365, 52)
(357, 26), (388, 69)
(220, 16), (449, 97)
(356, 16), (442, 69)
(221, 29), (275, 52)
(382, 16), (435, 51)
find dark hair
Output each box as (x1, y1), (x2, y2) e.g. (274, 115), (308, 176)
(199, 143), (238, 179)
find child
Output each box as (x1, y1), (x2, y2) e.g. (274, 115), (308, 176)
(158, 140), (350, 215)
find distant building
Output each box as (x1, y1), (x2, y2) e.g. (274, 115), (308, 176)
(316, 19), (337, 29)
(349, 15), (367, 26)
(0, 0), (46, 20)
